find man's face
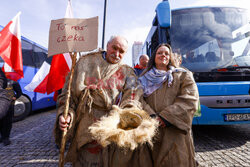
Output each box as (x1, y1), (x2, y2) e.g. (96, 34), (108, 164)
(106, 37), (128, 64)
(139, 55), (149, 68)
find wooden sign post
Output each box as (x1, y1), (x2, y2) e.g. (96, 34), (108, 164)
(48, 16), (98, 167)
(59, 52), (76, 167)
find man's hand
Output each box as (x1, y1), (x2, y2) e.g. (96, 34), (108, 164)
(59, 114), (71, 131)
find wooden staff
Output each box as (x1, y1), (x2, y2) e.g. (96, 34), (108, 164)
(59, 52), (77, 167)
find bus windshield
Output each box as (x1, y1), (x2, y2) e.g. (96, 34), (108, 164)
(170, 7), (250, 72)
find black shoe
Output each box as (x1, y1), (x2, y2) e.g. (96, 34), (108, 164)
(3, 138), (11, 146)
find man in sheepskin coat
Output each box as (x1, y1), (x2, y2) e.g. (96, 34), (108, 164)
(54, 36), (144, 167)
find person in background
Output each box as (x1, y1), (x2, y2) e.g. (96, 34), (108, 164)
(139, 43), (199, 167)
(0, 69), (22, 146)
(0, 69), (9, 119)
(134, 54), (149, 76)
(173, 53), (183, 67)
(54, 35), (143, 167)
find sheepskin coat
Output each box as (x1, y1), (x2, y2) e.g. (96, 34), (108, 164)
(141, 69), (199, 167)
(54, 51), (143, 164)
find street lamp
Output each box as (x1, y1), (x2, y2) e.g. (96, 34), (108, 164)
(102, 0), (107, 49)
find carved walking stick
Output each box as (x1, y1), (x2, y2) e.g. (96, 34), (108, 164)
(59, 52), (77, 167)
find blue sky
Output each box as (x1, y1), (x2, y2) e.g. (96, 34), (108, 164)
(0, 0), (249, 66)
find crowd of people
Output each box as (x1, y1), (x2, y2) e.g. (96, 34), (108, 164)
(55, 35), (199, 167)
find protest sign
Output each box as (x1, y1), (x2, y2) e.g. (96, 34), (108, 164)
(48, 16), (98, 57)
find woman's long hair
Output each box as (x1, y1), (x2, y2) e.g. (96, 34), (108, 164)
(140, 43), (176, 76)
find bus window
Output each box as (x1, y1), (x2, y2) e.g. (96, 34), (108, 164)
(192, 13), (202, 28)
(21, 40), (35, 67)
(33, 46), (47, 68)
(202, 11), (215, 27)
(180, 14), (192, 26)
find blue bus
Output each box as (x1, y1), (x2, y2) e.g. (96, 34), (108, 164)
(0, 25), (56, 122)
(139, 0), (250, 125)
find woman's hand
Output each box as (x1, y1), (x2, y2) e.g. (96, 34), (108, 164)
(59, 114), (71, 131)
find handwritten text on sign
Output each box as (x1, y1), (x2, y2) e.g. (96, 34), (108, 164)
(48, 16), (98, 57)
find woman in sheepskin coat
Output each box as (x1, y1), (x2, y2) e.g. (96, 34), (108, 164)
(138, 43), (199, 167)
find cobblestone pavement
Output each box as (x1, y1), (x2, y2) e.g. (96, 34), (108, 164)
(0, 109), (249, 167)
(193, 124), (250, 167)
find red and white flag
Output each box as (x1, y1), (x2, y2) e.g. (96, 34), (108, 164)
(0, 12), (23, 81)
(46, 53), (72, 94)
(24, 60), (51, 93)
(24, 53), (72, 94)
(25, 1), (73, 96)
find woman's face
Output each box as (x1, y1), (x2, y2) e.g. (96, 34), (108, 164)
(155, 46), (170, 70)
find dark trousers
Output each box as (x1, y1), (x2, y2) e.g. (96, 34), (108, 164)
(0, 105), (13, 139)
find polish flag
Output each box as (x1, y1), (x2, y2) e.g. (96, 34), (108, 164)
(25, 53), (72, 94)
(0, 12), (23, 81)
(46, 53), (72, 94)
(24, 59), (51, 93)
(25, 1), (73, 95)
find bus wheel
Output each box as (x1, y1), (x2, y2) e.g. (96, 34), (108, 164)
(13, 95), (32, 122)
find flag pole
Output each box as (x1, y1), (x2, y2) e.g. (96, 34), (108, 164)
(58, 52), (77, 167)
(102, 0), (107, 49)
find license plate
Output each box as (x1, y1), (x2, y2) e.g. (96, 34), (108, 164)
(225, 113), (250, 121)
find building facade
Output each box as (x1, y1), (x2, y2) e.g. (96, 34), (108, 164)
(132, 41), (143, 67)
